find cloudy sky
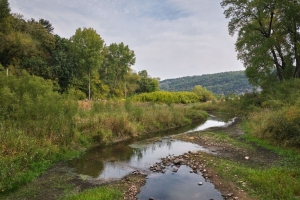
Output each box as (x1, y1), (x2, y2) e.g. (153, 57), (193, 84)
(9, 0), (243, 80)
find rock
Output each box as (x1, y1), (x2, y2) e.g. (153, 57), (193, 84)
(198, 182), (203, 185)
(245, 156), (249, 160)
(172, 168), (178, 172)
(227, 193), (234, 197)
(173, 158), (183, 165)
(149, 198), (155, 200)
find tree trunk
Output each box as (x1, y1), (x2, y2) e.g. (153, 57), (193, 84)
(293, 19), (300, 78)
(271, 49), (284, 81)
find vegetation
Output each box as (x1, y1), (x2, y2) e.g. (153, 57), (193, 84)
(0, 71), (208, 194)
(221, 0), (300, 87)
(65, 186), (122, 200)
(0, 0), (159, 99)
(203, 137), (300, 200)
(130, 86), (215, 104)
(1, 0), (300, 199)
(160, 71), (253, 95)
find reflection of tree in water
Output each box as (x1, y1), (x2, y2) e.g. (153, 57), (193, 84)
(69, 144), (134, 178)
(166, 140), (173, 149)
(134, 148), (143, 161)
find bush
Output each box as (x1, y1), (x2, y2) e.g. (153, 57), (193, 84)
(130, 91), (202, 104)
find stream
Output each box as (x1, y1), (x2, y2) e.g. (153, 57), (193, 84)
(68, 116), (235, 200)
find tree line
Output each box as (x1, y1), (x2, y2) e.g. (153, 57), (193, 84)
(0, 0), (159, 100)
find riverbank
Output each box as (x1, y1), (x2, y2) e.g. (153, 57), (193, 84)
(4, 112), (299, 200)
(63, 114), (299, 200)
(0, 101), (208, 198)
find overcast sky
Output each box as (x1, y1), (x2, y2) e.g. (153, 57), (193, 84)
(9, 0), (243, 80)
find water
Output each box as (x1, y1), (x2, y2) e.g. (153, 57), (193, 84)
(69, 116), (233, 199)
(138, 166), (223, 200)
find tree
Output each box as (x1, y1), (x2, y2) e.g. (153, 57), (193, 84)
(100, 42), (135, 97)
(0, 14), (55, 77)
(0, 0), (10, 23)
(221, 0), (300, 88)
(70, 28), (104, 100)
(136, 70), (160, 93)
(50, 35), (78, 92)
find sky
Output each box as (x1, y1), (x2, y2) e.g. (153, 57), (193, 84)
(9, 0), (244, 80)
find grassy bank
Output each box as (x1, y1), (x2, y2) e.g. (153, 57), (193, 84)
(0, 72), (208, 194)
(206, 132), (300, 200)
(174, 119), (300, 200)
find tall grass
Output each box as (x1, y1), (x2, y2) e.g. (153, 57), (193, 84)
(75, 100), (208, 144)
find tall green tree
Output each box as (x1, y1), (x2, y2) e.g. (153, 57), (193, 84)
(100, 42), (136, 97)
(70, 28), (104, 100)
(50, 35), (78, 92)
(221, 0), (300, 87)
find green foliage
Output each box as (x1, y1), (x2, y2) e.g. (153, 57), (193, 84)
(99, 42), (136, 97)
(160, 71), (253, 95)
(226, 79), (300, 146)
(130, 91), (204, 104)
(221, 0), (300, 85)
(192, 85), (215, 101)
(136, 70), (160, 93)
(65, 186), (122, 200)
(70, 27), (104, 100)
(0, 0), (10, 21)
(0, 72), (79, 192)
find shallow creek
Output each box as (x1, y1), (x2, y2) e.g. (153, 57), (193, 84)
(68, 116), (235, 199)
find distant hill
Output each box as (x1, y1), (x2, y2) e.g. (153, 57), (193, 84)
(160, 71), (253, 95)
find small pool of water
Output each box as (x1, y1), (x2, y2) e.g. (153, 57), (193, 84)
(138, 165), (223, 200)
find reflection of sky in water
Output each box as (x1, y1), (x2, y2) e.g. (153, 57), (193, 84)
(98, 140), (203, 179)
(69, 117), (232, 199)
(138, 166), (223, 200)
(70, 118), (236, 180)
(184, 117), (236, 133)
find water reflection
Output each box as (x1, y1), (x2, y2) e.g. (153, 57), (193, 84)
(69, 117), (235, 179)
(138, 166), (223, 200)
(68, 117), (234, 199)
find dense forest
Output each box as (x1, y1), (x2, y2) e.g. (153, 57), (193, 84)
(160, 71), (254, 95)
(0, 0), (159, 100)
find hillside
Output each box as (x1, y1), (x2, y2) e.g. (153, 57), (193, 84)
(160, 71), (253, 95)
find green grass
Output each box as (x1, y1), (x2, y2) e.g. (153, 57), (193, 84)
(201, 128), (300, 200)
(64, 186), (122, 200)
(210, 157), (300, 200)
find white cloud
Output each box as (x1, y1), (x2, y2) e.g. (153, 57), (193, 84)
(8, 0), (243, 80)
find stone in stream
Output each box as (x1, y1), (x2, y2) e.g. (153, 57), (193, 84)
(198, 182), (203, 185)
(172, 167), (178, 172)
(173, 158), (183, 165)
